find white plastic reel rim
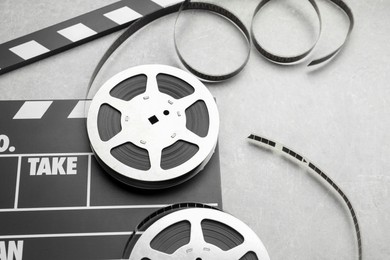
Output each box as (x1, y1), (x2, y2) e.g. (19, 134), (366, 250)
(129, 207), (271, 260)
(87, 64), (219, 183)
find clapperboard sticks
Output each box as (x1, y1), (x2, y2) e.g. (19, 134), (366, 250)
(0, 0), (183, 76)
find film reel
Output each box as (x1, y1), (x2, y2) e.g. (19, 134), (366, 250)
(124, 203), (270, 260)
(87, 64), (219, 189)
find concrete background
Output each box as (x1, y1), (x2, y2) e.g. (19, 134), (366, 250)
(1, 0), (389, 259)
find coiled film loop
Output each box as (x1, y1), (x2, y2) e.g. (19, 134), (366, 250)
(174, 0), (251, 82)
(251, 0), (322, 65)
(251, 0), (354, 66)
(308, 0), (354, 66)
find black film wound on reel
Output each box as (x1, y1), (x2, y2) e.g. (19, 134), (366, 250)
(122, 202), (271, 260)
(248, 133), (362, 260)
(86, 65), (219, 189)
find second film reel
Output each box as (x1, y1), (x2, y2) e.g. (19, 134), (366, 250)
(87, 64), (219, 189)
(123, 203), (271, 260)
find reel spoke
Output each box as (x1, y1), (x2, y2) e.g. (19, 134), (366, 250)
(174, 91), (203, 111)
(180, 128), (203, 147)
(148, 146), (162, 171)
(105, 131), (128, 150)
(222, 241), (252, 259)
(145, 72), (160, 95)
(103, 94), (128, 113)
(189, 217), (205, 245)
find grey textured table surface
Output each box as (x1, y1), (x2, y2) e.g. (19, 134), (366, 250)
(1, 0), (389, 259)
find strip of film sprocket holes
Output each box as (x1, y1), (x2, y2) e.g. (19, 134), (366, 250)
(0, 0), (184, 75)
(248, 134), (362, 260)
(0, 99), (222, 259)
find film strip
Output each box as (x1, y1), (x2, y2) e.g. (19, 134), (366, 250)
(87, 64), (220, 189)
(251, 0), (354, 66)
(252, 0), (322, 65)
(248, 133), (362, 260)
(173, 1), (251, 81)
(122, 202), (271, 260)
(0, 0), (354, 77)
(87, 0), (250, 84)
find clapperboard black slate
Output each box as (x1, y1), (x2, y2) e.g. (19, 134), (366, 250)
(0, 99), (222, 260)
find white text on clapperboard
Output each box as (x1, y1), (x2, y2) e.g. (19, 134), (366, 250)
(0, 241), (23, 260)
(28, 157), (78, 175)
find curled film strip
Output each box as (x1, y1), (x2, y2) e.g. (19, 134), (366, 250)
(87, 0), (251, 84)
(122, 202), (271, 260)
(0, 0), (354, 76)
(86, 64), (219, 189)
(173, 1), (251, 81)
(251, 0), (354, 66)
(248, 133), (362, 260)
(251, 0), (322, 65)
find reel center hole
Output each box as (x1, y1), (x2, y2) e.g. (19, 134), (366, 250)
(148, 115), (159, 125)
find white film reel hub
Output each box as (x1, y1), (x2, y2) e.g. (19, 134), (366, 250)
(87, 65), (219, 189)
